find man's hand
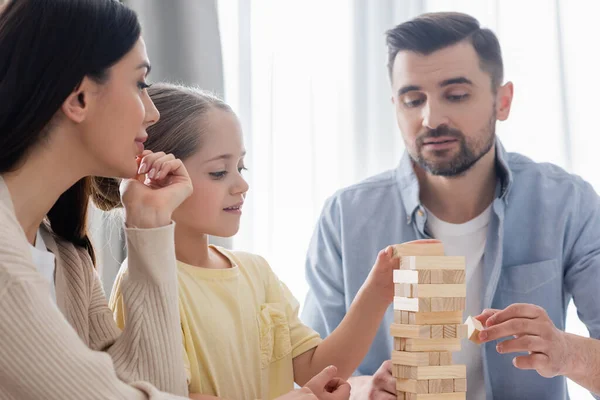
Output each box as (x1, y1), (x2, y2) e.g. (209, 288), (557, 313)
(476, 303), (571, 378)
(349, 361), (396, 400)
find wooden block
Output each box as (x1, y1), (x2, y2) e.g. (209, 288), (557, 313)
(439, 352), (452, 365)
(408, 311), (463, 325)
(400, 256), (465, 270)
(395, 365), (466, 380)
(402, 311), (410, 324)
(390, 324), (431, 339)
(394, 270), (431, 284)
(428, 352), (440, 366)
(394, 297), (431, 312)
(397, 391), (405, 400)
(428, 379), (442, 393)
(403, 394), (465, 400)
(392, 242), (445, 258)
(454, 378), (467, 392)
(443, 324), (457, 338)
(396, 378), (429, 393)
(431, 325), (443, 338)
(457, 324), (468, 339)
(412, 284), (466, 298)
(465, 316), (484, 344)
(395, 283), (414, 297)
(431, 297), (466, 312)
(394, 338), (406, 351)
(442, 270), (466, 284)
(441, 379), (454, 393)
(392, 351), (432, 367)
(430, 269), (444, 284)
(397, 338), (462, 352)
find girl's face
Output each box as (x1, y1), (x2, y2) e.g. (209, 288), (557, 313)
(172, 108), (249, 237)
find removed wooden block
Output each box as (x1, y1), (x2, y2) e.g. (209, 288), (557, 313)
(390, 324), (431, 339)
(412, 284), (466, 298)
(396, 378), (429, 394)
(431, 297), (466, 312)
(395, 338), (462, 352)
(394, 297), (431, 312)
(394, 270), (431, 284)
(465, 315), (484, 344)
(392, 351), (432, 367)
(441, 379), (454, 393)
(439, 352), (452, 365)
(395, 365), (466, 380)
(428, 379), (442, 393)
(400, 256), (465, 270)
(454, 378), (467, 392)
(392, 242), (445, 258)
(408, 311), (463, 325)
(431, 325), (443, 338)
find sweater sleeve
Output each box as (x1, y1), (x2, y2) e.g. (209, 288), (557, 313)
(90, 223), (188, 396)
(0, 274), (188, 400)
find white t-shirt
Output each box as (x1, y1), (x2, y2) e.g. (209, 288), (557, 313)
(425, 205), (492, 400)
(29, 229), (57, 303)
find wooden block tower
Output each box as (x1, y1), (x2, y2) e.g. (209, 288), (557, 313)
(390, 242), (468, 400)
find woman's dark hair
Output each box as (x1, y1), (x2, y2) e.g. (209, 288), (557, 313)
(0, 0), (141, 263)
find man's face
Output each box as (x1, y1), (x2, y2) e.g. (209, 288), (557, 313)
(391, 41), (511, 176)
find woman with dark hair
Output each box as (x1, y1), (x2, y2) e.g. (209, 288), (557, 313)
(0, 1), (193, 398)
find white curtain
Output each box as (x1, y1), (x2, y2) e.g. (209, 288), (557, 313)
(219, 1), (597, 398)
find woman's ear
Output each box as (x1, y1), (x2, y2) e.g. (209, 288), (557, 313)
(61, 77), (95, 123)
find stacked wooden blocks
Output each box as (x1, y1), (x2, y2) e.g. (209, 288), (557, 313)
(390, 242), (467, 400)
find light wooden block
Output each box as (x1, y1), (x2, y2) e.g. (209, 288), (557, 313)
(402, 311), (410, 324)
(395, 365), (466, 380)
(457, 324), (468, 339)
(431, 297), (466, 312)
(428, 379), (442, 393)
(454, 378), (467, 392)
(394, 297), (431, 312)
(431, 325), (443, 338)
(394, 270), (431, 284)
(405, 394), (465, 400)
(430, 269), (444, 284)
(396, 379), (429, 394)
(397, 391), (406, 400)
(390, 324), (431, 339)
(465, 316), (484, 344)
(429, 352), (440, 366)
(395, 283), (413, 297)
(443, 324), (457, 338)
(392, 351), (432, 367)
(408, 311), (463, 325)
(439, 352), (452, 365)
(396, 338), (462, 352)
(442, 270), (466, 284)
(392, 242), (445, 258)
(441, 379), (454, 393)
(412, 284), (466, 298)
(400, 256), (465, 270)
(394, 338), (406, 351)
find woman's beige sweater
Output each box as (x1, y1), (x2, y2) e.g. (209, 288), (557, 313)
(0, 176), (188, 399)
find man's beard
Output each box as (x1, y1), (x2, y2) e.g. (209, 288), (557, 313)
(412, 114), (496, 177)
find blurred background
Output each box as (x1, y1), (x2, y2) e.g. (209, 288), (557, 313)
(40, 0), (598, 398)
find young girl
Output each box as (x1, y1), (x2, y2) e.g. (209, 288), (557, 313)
(109, 83), (399, 400)
(0, 1), (193, 399)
